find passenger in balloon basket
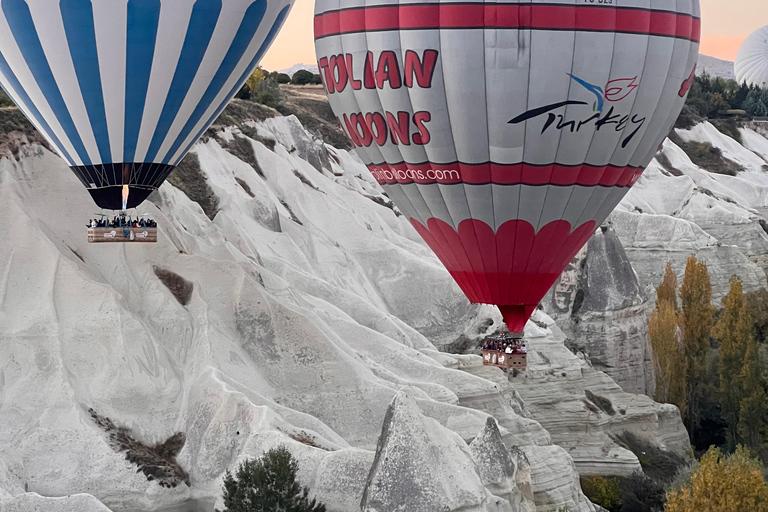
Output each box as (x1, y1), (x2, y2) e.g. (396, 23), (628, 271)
(481, 332), (527, 372)
(86, 210), (158, 243)
(87, 213), (156, 229)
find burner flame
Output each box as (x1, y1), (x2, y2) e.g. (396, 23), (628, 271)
(122, 185), (129, 212)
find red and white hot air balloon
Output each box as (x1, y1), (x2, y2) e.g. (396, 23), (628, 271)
(314, 0), (700, 332)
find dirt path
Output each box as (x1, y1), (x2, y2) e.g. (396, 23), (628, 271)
(280, 84), (327, 100)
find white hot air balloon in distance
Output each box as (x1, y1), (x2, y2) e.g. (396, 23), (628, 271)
(735, 26), (768, 88)
(314, 0), (700, 333)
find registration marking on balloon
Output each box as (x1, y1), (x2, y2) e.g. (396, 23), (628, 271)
(315, 0), (700, 331)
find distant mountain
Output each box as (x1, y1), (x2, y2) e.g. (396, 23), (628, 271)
(697, 54), (735, 81)
(278, 63), (319, 76)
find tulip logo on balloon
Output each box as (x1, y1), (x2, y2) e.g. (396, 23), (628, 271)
(566, 74), (639, 112)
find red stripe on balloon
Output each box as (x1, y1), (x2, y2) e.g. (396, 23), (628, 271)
(314, 4), (701, 42)
(410, 217), (598, 330)
(367, 162), (644, 187)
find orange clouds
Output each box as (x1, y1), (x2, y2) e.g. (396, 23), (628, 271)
(700, 35), (748, 61)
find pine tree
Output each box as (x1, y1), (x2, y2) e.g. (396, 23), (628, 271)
(679, 255), (714, 431)
(217, 446), (326, 512)
(650, 301), (687, 414)
(715, 276), (756, 450)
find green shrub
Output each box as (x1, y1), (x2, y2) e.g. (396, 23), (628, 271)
(153, 266), (193, 306)
(582, 472), (667, 512)
(581, 475), (622, 511)
(675, 104), (703, 130)
(0, 86), (14, 107)
(618, 471), (665, 512)
(251, 76), (283, 108)
(221, 135), (264, 178)
(710, 118), (743, 144)
(585, 389), (616, 415)
(667, 132), (743, 176)
(291, 69), (315, 85)
(217, 446), (325, 512)
(655, 151), (683, 176)
(167, 152), (220, 219)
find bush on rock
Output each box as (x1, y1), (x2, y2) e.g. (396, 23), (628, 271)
(216, 446), (325, 512)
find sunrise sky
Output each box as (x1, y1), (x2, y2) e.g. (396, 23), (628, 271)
(260, 0), (768, 71)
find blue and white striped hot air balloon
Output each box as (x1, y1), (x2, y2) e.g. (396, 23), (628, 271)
(0, 0), (293, 209)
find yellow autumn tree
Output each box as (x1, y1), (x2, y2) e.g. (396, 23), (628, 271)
(245, 68), (266, 94)
(679, 255), (714, 431)
(657, 262), (678, 311)
(665, 446), (768, 512)
(738, 340), (766, 452)
(650, 300), (687, 414)
(714, 276), (760, 449)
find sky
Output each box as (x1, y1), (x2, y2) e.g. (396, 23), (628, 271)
(260, 0), (768, 71)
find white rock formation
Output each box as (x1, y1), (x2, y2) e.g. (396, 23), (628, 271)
(461, 312), (689, 478)
(0, 493), (113, 512)
(542, 227), (655, 396)
(616, 132), (768, 299)
(542, 121), (768, 406)
(469, 418), (536, 512)
(0, 106), (689, 512)
(521, 446), (597, 512)
(361, 391), (513, 512)
(676, 122), (768, 175)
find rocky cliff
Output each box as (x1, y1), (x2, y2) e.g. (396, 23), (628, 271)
(0, 103), (692, 512)
(616, 123), (768, 300)
(459, 312), (688, 479)
(541, 226), (655, 397)
(535, 118), (768, 399)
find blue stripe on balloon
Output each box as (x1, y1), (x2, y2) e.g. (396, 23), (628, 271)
(60, 0), (111, 163)
(160, 0), (269, 164)
(123, 0), (160, 163)
(0, 51), (74, 164)
(143, 0), (221, 163)
(2, 0), (91, 165)
(172, 4), (290, 166)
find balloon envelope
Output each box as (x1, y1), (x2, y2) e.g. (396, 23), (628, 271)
(0, 0), (292, 209)
(735, 26), (768, 88)
(314, 0), (700, 331)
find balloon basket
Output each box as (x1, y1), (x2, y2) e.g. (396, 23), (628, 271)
(481, 333), (527, 371)
(87, 211), (158, 243)
(87, 226), (157, 243)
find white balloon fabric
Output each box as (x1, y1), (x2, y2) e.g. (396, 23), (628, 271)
(314, 0), (700, 331)
(735, 26), (768, 88)
(0, 0), (292, 209)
